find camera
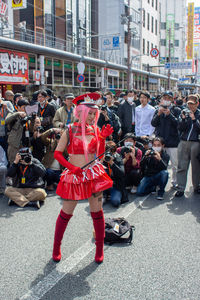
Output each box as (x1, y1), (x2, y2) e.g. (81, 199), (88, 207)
(100, 105), (107, 111)
(36, 126), (45, 134)
(120, 146), (132, 158)
(182, 109), (191, 118)
(21, 112), (37, 125)
(19, 147), (32, 164)
(49, 130), (61, 140)
(161, 105), (168, 109)
(146, 149), (156, 156)
(104, 152), (112, 162)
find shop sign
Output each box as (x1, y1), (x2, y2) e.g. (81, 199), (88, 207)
(107, 69), (119, 77)
(0, 0), (8, 16)
(0, 49), (29, 85)
(12, 0), (27, 9)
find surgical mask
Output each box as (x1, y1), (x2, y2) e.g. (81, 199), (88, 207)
(152, 146), (162, 152)
(148, 142), (152, 148)
(127, 97), (134, 104)
(124, 142), (133, 147)
(162, 100), (171, 106)
(40, 100), (46, 106)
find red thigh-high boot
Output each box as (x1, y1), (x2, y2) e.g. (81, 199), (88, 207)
(91, 209), (105, 264)
(52, 210), (73, 262)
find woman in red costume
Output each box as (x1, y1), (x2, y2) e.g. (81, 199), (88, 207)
(52, 92), (113, 263)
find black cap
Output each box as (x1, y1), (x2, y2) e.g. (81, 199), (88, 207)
(162, 91), (173, 98)
(46, 88), (54, 98)
(17, 99), (29, 107)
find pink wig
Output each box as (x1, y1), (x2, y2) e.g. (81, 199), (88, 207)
(74, 105), (99, 162)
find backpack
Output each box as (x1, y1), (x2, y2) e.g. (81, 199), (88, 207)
(104, 217), (135, 245)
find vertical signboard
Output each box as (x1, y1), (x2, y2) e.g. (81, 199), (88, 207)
(166, 14), (175, 56)
(187, 2), (194, 60)
(12, 0), (27, 9)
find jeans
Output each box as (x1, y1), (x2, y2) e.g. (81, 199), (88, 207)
(104, 187), (122, 207)
(137, 170), (169, 196)
(45, 169), (61, 186)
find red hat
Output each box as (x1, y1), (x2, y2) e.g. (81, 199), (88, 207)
(72, 92), (101, 107)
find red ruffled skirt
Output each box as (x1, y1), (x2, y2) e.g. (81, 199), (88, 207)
(56, 161), (113, 200)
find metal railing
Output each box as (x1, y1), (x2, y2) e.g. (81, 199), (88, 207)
(0, 27), (124, 66)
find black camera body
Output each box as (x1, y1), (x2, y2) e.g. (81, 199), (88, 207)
(37, 126), (45, 134)
(19, 147), (32, 164)
(182, 109), (191, 118)
(146, 149), (156, 156)
(100, 105), (107, 111)
(21, 112), (37, 125)
(161, 105), (168, 109)
(104, 152), (112, 162)
(49, 131), (61, 140)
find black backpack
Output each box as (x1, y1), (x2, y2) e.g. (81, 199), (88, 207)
(104, 217), (135, 245)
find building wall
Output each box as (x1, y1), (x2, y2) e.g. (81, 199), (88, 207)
(140, 0), (160, 71)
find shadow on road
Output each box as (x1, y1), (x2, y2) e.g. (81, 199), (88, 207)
(166, 187), (200, 223)
(31, 260), (99, 300)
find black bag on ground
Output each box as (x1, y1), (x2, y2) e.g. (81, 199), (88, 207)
(104, 217), (135, 245)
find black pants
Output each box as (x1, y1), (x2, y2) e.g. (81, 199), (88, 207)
(125, 169), (142, 187)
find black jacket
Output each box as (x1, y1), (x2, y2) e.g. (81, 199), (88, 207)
(140, 150), (169, 177)
(7, 158), (46, 188)
(151, 106), (181, 147)
(104, 153), (125, 190)
(97, 108), (121, 142)
(38, 102), (56, 130)
(178, 109), (200, 142)
(117, 100), (135, 134)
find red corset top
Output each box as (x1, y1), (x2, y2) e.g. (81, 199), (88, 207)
(67, 123), (98, 154)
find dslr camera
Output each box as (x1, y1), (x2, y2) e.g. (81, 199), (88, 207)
(120, 145), (132, 158)
(100, 105), (107, 112)
(36, 126), (45, 134)
(19, 147), (32, 164)
(104, 152), (112, 162)
(182, 108), (191, 118)
(147, 149), (156, 156)
(49, 130), (61, 140)
(21, 112), (37, 125)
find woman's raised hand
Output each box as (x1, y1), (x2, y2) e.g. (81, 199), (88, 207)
(100, 124), (114, 139)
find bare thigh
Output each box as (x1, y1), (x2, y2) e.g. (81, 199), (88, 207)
(88, 192), (103, 212)
(62, 200), (78, 215)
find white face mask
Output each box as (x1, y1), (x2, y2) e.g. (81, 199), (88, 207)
(162, 100), (171, 106)
(124, 141), (133, 147)
(127, 97), (134, 104)
(40, 100), (46, 106)
(148, 142), (152, 148)
(152, 146), (162, 152)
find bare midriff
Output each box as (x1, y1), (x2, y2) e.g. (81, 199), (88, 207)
(68, 153), (96, 169)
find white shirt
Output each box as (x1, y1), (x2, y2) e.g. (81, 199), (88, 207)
(135, 104), (155, 136)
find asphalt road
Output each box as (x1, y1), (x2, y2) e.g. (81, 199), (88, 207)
(0, 168), (200, 300)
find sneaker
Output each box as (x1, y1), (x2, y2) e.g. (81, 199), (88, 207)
(156, 190), (164, 200)
(130, 186), (137, 194)
(175, 191), (184, 197)
(8, 198), (14, 206)
(36, 201), (41, 209)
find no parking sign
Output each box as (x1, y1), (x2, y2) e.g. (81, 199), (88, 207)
(150, 48), (159, 58)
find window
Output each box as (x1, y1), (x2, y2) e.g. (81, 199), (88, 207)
(156, 0), (158, 10)
(175, 23), (180, 30)
(151, 16), (154, 33)
(143, 38), (145, 54)
(147, 13), (150, 30)
(155, 19), (158, 35)
(143, 9), (145, 27)
(161, 39), (166, 46)
(151, 43), (153, 50)
(174, 40), (179, 47)
(161, 22), (166, 30)
(147, 41), (150, 55)
(152, 0), (154, 7)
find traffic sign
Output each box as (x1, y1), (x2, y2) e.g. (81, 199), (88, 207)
(101, 36), (120, 51)
(77, 74), (85, 83)
(150, 48), (159, 58)
(165, 62), (192, 69)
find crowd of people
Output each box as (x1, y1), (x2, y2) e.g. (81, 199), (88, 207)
(0, 88), (200, 210)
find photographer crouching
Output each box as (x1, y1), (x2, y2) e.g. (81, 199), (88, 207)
(117, 133), (143, 194)
(103, 141), (128, 207)
(137, 137), (169, 200)
(5, 148), (47, 208)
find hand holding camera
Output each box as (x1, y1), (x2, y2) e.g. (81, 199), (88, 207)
(14, 153), (22, 164)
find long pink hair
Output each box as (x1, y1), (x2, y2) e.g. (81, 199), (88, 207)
(74, 104), (99, 162)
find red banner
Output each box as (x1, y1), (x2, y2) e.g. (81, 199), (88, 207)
(0, 49), (29, 85)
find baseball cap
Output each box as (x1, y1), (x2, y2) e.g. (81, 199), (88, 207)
(162, 91), (174, 98)
(187, 94), (199, 104)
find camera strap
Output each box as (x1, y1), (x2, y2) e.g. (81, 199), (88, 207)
(20, 165), (28, 184)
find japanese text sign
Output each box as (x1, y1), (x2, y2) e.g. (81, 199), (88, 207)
(0, 49), (29, 85)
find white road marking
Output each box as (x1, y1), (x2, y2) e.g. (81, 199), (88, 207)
(20, 195), (149, 300)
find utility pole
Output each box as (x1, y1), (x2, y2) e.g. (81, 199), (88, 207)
(167, 28), (171, 90)
(127, 0), (131, 90)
